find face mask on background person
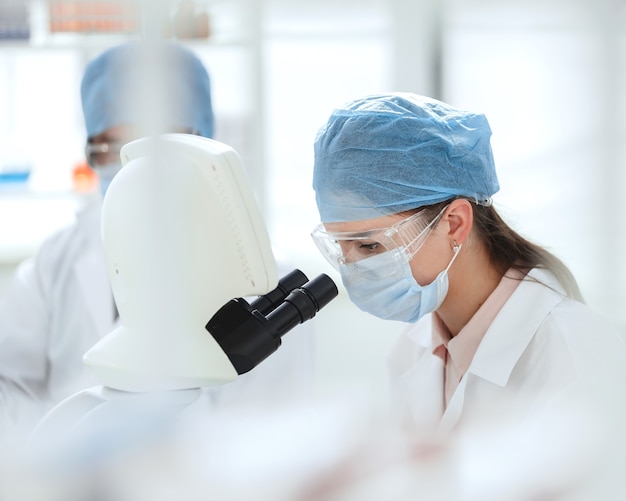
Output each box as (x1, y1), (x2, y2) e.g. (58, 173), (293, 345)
(85, 140), (125, 197)
(95, 162), (123, 197)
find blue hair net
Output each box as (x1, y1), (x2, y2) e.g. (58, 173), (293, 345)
(81, 41), (214, 139)
(313, 93), (499, 222)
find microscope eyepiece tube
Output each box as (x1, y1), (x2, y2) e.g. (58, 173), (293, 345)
(265, 274), (338, 337)
(249, 269), (309, 315)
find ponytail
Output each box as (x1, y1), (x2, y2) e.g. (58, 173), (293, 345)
(420, 200), (583, 302)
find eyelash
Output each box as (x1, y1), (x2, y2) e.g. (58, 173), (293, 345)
(359, 243), (379, 250)
(356, 242), (385, 257)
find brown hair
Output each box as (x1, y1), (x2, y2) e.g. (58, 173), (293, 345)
(418, 199), (584, 302)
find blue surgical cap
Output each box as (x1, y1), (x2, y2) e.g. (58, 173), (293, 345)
(81, 41), (214, 139)
(313, 93), (499, 222)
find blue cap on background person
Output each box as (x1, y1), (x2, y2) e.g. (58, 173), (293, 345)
(313, 93), (499, 223)
(80, 41), (214, 140)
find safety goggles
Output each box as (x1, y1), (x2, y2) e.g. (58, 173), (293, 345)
(85, 129), (200, 169)
(311, 205), (448, 273)
(85, 141), (125, 168)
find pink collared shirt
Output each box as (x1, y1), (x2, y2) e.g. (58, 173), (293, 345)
(432, 268), (526, 406)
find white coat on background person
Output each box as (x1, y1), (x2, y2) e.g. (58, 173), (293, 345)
(0, 42), (313, 437)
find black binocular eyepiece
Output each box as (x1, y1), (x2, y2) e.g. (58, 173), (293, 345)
(206, 269), (338, 375)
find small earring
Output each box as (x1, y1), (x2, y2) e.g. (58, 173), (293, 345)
(452, 240), (460, 253)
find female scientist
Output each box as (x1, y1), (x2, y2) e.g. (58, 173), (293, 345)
(311, 93), (626, 434)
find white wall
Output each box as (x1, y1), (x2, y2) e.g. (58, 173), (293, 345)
(442, 0), (625, 328)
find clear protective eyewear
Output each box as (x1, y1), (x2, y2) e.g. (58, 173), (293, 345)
(85, 141), (125, 169)
(311, 205), (448, 274)
(85, 128), (200, 169)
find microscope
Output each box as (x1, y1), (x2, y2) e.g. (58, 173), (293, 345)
(29, 134), (337, 467)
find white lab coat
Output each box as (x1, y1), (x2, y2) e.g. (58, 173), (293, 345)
(0, 200), (314, 434)
(388, 268), (626, 436)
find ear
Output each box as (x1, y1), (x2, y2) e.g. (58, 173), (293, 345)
(443, 199), (473, 246)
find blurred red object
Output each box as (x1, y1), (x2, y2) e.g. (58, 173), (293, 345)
(72, 160), (98, 193)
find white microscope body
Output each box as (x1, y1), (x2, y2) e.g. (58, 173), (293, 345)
(29, 134), (336, 465)
(85, 133), (277, 392)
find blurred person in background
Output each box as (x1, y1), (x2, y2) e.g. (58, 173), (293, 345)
(0, 41), (313, 436)
(311, 92), (626, 437)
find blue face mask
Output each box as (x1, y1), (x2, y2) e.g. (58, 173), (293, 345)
(96, 162), (123, 197)
(340, 244), (461, 323)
